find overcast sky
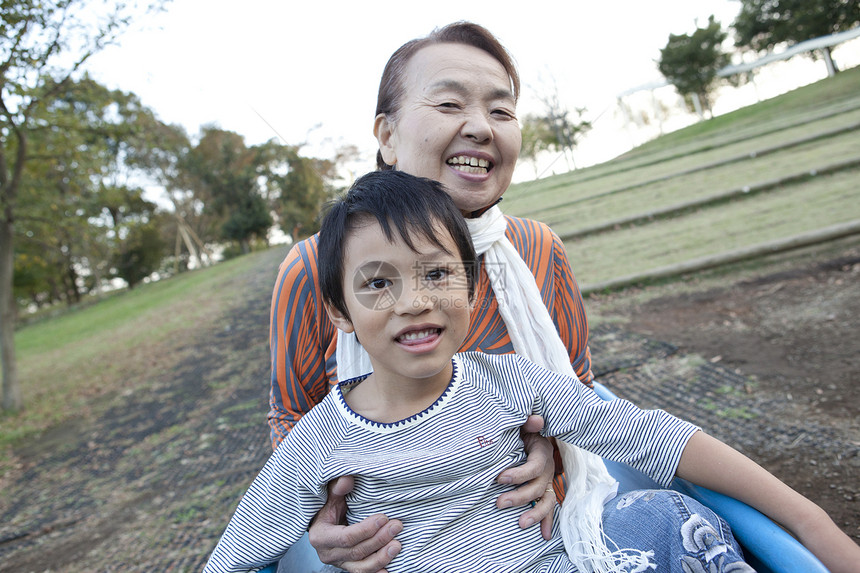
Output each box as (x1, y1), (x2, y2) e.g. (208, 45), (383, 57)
(84, 0), (747, 172)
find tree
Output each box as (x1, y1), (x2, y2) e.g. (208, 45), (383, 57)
(119, 116), (215, 271)
(96, 183), (168, 288)
(518, 110), (591, 173)
(271, 145), (335, 240)
(733, 0), (860, 75)
(519, 78), (592, 174)
(518, 113), (557, 176)
(658, 16), (732, 117)
(15, 77), (160, 306)
(184, 128), (273, 254)
(0, 0), (165, 412)
(112, 217), (167, 289)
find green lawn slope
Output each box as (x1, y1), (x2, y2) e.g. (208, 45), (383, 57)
(503, 66), (860, 292)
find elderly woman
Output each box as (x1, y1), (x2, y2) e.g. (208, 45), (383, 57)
(270, 23), (577, 572)
(268, 22), (743, 573)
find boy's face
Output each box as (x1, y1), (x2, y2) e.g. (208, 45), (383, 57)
(327, 217), (472, 386)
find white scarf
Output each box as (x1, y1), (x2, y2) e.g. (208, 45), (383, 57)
(336, 206), (650, 572)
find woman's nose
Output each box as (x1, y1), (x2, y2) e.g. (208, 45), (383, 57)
(461, 109), (493, 143)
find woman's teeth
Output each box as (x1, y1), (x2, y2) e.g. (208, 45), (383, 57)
(447, 156), (490, 173)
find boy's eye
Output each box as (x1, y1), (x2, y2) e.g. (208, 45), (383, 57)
(426, 268), (449, 281)
(365, 278), (392, 290)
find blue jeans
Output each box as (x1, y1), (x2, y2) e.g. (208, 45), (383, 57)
(278, 490), (753, 572)
(601, 489), (754, 572)
(276, 532), (343, 573)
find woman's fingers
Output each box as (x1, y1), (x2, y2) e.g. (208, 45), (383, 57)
(495, 419), (557, 536)
(518, 486), (557, 538)
(310, 513), (403, 572)
(309, 476), (403, 572)
(496, 428), (554, 487)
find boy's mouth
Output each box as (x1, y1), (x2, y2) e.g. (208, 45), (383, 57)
(396, 327), (442, 344)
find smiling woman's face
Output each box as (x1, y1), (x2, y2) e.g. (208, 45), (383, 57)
(374, 42), (522, 215)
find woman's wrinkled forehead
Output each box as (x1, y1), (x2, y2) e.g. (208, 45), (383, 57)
(404, 42), (518, 103)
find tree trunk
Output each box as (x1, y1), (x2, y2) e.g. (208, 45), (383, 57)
(0, 215), (21, 412)
(65, 261), (81, 303)
(691, 93), (705, 120)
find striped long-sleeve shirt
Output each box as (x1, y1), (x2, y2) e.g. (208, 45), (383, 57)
(207, 353), (697, 573)
(268, 215), (593, 449)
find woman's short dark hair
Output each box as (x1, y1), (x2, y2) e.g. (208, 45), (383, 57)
(375, 21), (520, 170)
(318, 170), (478, 321)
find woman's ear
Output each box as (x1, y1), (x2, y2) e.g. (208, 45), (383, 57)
(324, 302), (355, 334)
(373, 113), (397, 167)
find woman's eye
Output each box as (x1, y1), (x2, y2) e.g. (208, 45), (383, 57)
(438, 101), (461, 110)
(492, 108), (516, 120)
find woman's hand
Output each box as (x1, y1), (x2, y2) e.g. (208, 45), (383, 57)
(495, 415), (557, 540)
(308, 476), (403, 573)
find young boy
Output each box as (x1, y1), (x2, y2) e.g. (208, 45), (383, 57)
(205, 170), (859, 573)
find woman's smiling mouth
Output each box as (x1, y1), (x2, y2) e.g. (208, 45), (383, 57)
(447, 155), (491, 174)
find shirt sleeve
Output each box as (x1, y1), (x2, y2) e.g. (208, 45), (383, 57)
(549, 229), (594, 386)
(268, 237), (336, 449)
(203, 424), (328, 572)
(513, 355), (698, 488)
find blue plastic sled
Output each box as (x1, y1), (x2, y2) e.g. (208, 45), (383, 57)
(258, 382), (827, 573)
(592, 381), (827, 573)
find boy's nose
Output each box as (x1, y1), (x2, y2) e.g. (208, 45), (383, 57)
(396, 286), (436, 315)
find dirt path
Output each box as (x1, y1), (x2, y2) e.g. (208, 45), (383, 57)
(587, 240), (860, 543)
(1, 243), (858, 571)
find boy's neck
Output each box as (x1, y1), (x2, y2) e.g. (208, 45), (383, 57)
(343, 362), (454, 424)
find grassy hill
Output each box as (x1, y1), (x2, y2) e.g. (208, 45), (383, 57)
(2, 248), (285, 452)
(504, 65), (860, 291)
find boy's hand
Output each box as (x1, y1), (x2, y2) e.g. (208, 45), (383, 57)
(495, 415), (557, 540)
(309, 475), (402, 573)
(790, 505), (860, 573)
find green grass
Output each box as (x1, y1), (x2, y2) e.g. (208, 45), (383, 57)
(505, 66), (860, 213)
(502, 65), (860, 289)
(621, 65), (860, 159)
(565, 167), (860, 285)
(510, 111), (860, 223)
(505, 99), (860, 220)
(1, 248), (283, 451)
(541, 130), (860, 234)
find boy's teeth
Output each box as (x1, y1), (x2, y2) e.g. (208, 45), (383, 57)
(399, 328), (438, 341)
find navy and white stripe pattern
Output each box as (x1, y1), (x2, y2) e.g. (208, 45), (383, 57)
(204, 353), (698, 573)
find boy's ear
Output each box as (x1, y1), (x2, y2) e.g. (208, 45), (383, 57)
(373, 113), (397, 167)
(324, 302), (355, 334)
